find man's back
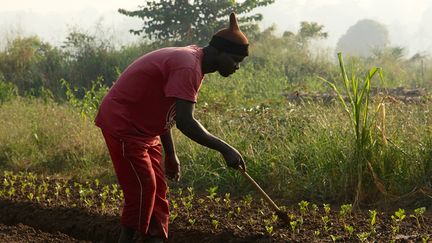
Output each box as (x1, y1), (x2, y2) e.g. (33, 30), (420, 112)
(95, 45), (204, 138)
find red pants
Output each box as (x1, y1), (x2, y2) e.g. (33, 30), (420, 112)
(102, 130), (169, 240)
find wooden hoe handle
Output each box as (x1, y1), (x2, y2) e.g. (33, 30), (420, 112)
(240, 170), (281, 212)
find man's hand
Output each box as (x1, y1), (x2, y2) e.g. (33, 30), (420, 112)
(164, 153), (181, 182)
(221, 145), (246, 171)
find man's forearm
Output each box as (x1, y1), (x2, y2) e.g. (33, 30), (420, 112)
(176, 118), (230, 153)
(160, 129), (175, 155)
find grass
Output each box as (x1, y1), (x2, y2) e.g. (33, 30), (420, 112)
(320, 53), (385, 207)
(0, 97), (111, 181)
(0, 61), (431, 206)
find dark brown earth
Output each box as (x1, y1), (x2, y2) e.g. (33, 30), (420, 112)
(0, 223), (85, 242)
(0, 172), (431, 242)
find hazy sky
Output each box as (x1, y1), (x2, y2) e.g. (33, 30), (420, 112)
(1, 0), (432, 55)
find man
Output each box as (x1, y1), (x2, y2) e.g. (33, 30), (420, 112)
(95, 12), (248, 243)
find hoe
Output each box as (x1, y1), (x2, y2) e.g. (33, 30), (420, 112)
(239, 169), (289, 223)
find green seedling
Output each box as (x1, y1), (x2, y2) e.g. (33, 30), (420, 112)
(169, 212), (178, 223)
(390, 209), (405, 237)
(176, 188), (183, 197)
(299, 200), (309, 216)
(206, 186), (218, 201)
(236, 207), (241, 215)
(212, 219), (219, 229)
(84, 198), (94, 207)
(8, 187), (16, 198)
(339, 204), (352, 218)
(271, 214), (278, 223)
(65, 187), (71, 199)
(311, 203), (319, 216)
(183, 200), (193, 211)
(369, 209), (377, 233)
(42, 181), (48, 193)
(322, 215), (332, 232)
(344, 224), (354, 238)
(323, 203), (331, 215)
(227, 210), (234, 220)
(188, 218), (196, 226)
(265, 225), (273, 235)
(409, 207), (426, 228)
(357, 232), (370, 242)
(94, 179), (100, 188)
(20, 182), (27, 194)
(54, 182), (62, 199)
(289, 213), (296, 221)
(290, 220), (298, 234)
(3, 178), (10, 187)
(242, 194), (253, 208)
(224, 193), (231, 206)
(171, 199), (178, 209)
(391, 208), (406, 224)
(330, 235), (341, 242)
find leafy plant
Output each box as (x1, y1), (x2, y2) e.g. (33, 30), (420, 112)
(188, 218), (196, 226)
(357, 232), (370, 242)
(298, 200), (309, 216)
(369, 209), (378, 234)
(170, 212), (178, 223)
(330, 234), (341, 242)
(290, 220), (298, 235)
(265, 225), (273, 235)
(206, 186), (218, 201)
(344, 224), (354, 238)
(410, 207), (426, 228)
(320, 52), (384, 207)
(323, 203), (331, 215)
(321, 215), (332, 232)
(212, 219), (219, 230)
(391, 208), (406, 236)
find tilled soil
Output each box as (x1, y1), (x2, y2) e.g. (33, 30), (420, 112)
(0, 172), (431, 242)
(0, 223), (86, 242)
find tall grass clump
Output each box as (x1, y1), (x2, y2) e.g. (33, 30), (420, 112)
(320, 53), (385, 207)
(0, 97), (111, 181)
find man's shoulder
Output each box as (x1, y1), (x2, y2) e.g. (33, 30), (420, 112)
(163, 45), (203, 70)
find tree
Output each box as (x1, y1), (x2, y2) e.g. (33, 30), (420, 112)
(0, 36), (64, 96)
(118, 0), (274, 45)
(336, 19), (389, 57)
(297, 21), (328, 41)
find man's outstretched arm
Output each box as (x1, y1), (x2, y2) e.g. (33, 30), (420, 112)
(175, 98), (246, 171)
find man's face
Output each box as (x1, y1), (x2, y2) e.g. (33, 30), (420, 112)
(217, 53), (245, 77)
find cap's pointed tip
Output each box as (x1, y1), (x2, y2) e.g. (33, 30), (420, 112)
(229, 12), (240, 31)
